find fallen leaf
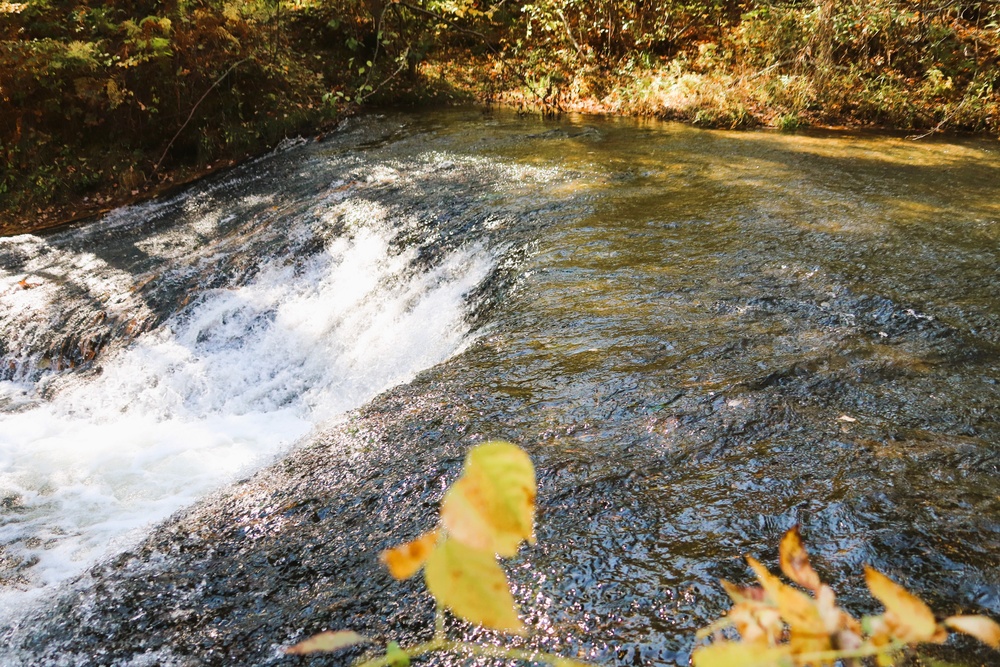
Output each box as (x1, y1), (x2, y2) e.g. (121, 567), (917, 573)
(424, 537), (525, 634)
(440, 441), (535, 557)
(944, 615), (1000, 648)
(837, 415), (857, 423)
(380, 530), (439, 580)
(285, 630), (369, 655)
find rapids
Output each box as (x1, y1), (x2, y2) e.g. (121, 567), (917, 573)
(1, 109), (998, 666)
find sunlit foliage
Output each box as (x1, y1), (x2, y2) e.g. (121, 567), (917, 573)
(285, 441), (591, 667)
(693, 526), (1000, 667)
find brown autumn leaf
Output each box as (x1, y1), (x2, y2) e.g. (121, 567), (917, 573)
(778, 526), (822, 593)
(380, 530), (440, 580)
(944, 615), (1000, 648)
(423, 536), (526, 635)
(285, 630), (370, 655)
(865, 567), (945, 643)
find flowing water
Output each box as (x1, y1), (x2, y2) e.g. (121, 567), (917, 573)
(0, 110), (998, 666)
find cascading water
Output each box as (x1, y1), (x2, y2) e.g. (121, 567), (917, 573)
(0, 117), (569, 619)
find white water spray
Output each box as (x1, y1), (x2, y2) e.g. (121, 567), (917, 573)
(0, 192), (492, 616)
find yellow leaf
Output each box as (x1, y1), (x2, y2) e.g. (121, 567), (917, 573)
(779, 526), (822, 593)
(788, 629), (832, 658)
(944, 615), (1000, 648)
(876, 650), (901, 667)
(816, 583), (861, 637)
(380, 530), (440, 580)
(692, 641), (792, 667)
(747, 557), (826, 636)
(440, 441), (536, 557)
(864, 567), (941, 643)
(285, 630), (369, 655)
(424, 537), (526, 634)
(728, 602), (783, 645)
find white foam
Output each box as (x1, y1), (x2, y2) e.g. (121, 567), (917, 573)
(0, 200), (491, 616)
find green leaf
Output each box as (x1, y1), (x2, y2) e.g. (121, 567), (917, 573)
(424, 537), (525, 634)
(440, 441), (536, 557)
(284, 630), (369, 655)
(386, 641), (410, 667)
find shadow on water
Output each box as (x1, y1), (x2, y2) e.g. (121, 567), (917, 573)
(1, 109), (999, 666)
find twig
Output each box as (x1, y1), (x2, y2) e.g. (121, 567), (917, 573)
(393, 0), (494, 45)
(148, 57), (249, 181)
(556, 7), (585, 60)
(908, 74), (976, 140)
(391, 0), (555, 112)
(358, 2), (394, 96)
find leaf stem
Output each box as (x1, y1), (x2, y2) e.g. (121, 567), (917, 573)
(785, 639), (909, 663)
(352, 638), (593, 667)
(434, 605), (445, 640)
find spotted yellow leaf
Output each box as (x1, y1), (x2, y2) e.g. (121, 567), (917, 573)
(864, 567), (943, 643)
(440, 441), (536, 557)
(380, 530), (440, 580)
(944, 614), (1000, 648)
(285, 630), (370, 655)
(424, 536), (526, 634)
(779, 526), (822, 593)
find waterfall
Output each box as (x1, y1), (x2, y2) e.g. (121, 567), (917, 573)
(0, 149), (495, 615)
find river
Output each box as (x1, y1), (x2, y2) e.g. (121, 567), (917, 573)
(1, 109), (998, 665)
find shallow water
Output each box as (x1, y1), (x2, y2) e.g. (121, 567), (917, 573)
(1, 109), (998, 665)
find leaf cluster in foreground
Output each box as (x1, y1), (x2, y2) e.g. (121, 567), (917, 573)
(694, 526), (1000, 667)
(286, 440), (589, 666)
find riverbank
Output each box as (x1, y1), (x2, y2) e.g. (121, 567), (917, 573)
(4, 1), (999, 237)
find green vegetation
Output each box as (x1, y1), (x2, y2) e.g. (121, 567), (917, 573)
(0, 0), (449, 231)
(4, 0), (1000, 231)
(463, 0), (1000, 131)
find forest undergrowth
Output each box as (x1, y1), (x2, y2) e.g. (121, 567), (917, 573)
(3, 0), (1000, 233)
